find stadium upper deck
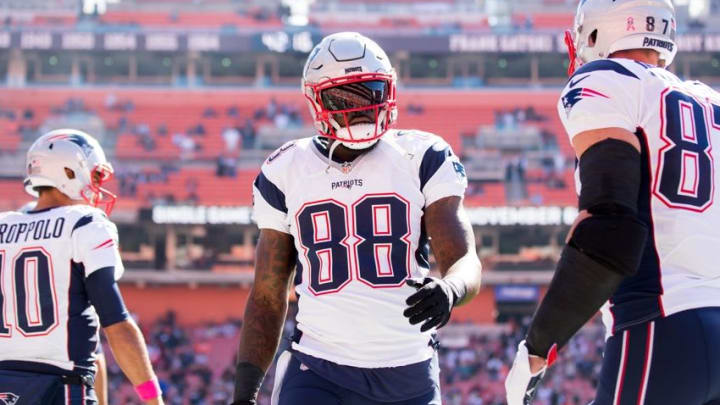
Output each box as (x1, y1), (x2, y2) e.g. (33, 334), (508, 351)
(0, 87), (576, 213)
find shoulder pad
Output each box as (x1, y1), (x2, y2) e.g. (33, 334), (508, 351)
(265, 140), (298, 164)
(259, 138), (315, 186)
(569, 59), (644, 83)
(67, 204), (108, 219)
(688, 80), (720, 100)
(388, 129), (446, 153)
(0, 211), (19, 221)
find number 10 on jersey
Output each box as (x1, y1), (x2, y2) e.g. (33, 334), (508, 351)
(295, 194), (412, 295)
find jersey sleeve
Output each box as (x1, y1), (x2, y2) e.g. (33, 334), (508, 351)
(252, 162), (291, 233)
(420, 140), (468, 206)
(558, 61), (643, 141)
(72, 214), (124, 279)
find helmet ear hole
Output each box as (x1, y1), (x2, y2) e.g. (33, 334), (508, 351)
(64, 168), (76, 180)
(588, 30), (598, 47)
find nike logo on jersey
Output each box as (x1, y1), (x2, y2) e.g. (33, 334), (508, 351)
(568, 75), (590, 88)
(562, 87), (609, 116)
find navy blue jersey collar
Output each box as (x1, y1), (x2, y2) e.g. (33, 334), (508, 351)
(27, 206), (62, 214)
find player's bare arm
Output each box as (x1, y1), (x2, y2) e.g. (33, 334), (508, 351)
(425, 196), (482, 304)
(571, 127), (640, 158)
(95, 351), (108, 405)
(233, 229), (296, 404)
(403, 196), (482, 332)
(105, 319), (164, 405)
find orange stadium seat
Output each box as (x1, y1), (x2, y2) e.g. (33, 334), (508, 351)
(0, 88), (575, 209)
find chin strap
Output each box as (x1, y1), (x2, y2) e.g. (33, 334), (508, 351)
(564, 30), (579, 76)
(325, 140), (342, 174)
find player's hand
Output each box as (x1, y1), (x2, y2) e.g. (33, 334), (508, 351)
(505, 340), (556, 405)
(403, 277), (457, 332)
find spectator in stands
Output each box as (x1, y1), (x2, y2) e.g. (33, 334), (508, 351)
(117, 171), (138, 197)
(408, 103), (425, 115)
(157, 123), (169, 136)
(185, 178), (199, 203)
(203, 107), (218, 118)
(226, 106), (239, 118)
(116, 116), (129, 132)
(222, 126), (240, 152)
(273, 109), (290, 129)
(266, 97), (279, 119)
(107, 312), (604, 405)
(0, 108), (16, 120)
(105, 93), (118, 110)
(241, 119), (256, 149)
(134, 123), (157, 152)
(134, 122), (151, 137)
(216, 154), (237, 178)
(53, 98), (85, 114)
(188, 123), (206, 137)
(173, 132), (196, 159)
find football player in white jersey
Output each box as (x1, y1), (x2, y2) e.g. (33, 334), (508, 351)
(506, 1), (720, 404)
(232, 32), (483, 405)
(0, 129), (163, 405)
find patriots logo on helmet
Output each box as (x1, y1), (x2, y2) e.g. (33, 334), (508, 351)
(48, 133), (95, 157)
(0, 393), (20, 405)
(562, 87), (609, 116)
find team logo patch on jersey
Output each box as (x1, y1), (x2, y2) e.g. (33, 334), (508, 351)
(0, 393), (19, 405)
(562, 87), (609, 116)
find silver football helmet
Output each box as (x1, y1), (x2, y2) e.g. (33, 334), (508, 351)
(25, 129), (116, 213)
(302, 32), (398, 150)
(566, 0), (677, 75)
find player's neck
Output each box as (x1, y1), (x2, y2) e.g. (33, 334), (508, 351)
(332, 144), (366, 163)
(610, 49), (662, 67)
(34, 190), (77, 212)
(322, 139), (375, 163)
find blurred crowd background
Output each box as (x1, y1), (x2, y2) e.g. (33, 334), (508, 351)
(103, 309), (604, 405)
(0, 0), (718, 403)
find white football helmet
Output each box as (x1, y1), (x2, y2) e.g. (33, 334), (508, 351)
(302, 32), (398, 150)
(566, 0), (677, 75)
(25, 129), (116, 213)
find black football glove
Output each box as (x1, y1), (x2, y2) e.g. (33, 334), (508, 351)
(403, 277), (461, 332)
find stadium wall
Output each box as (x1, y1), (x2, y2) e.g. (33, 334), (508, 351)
(120, 284), (531, 326)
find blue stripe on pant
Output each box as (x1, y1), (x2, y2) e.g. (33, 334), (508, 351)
(64, 383), (96, 405)
(274, 353), (441, 405)
(593, 307), (720, 405)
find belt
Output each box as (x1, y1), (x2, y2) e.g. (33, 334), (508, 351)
(60, 374), (94, 387)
